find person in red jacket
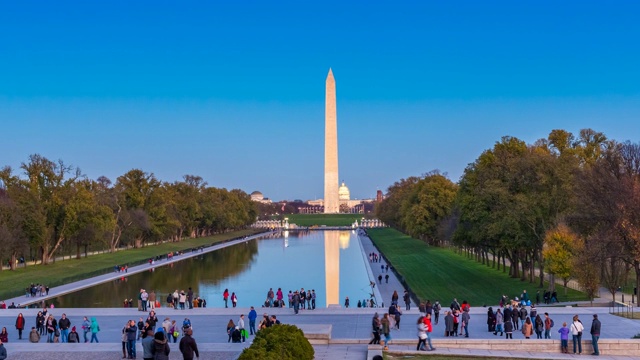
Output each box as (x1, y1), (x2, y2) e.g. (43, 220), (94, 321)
(422, 313), (436, 351)
(15, 313), (25, 340)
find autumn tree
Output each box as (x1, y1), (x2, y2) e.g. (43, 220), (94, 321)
(543, 224), (578, 294)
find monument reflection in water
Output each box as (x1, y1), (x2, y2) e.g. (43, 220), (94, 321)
(49, 230), (372, 308)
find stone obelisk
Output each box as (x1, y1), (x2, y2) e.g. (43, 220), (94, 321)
(324, 69), (339, 213)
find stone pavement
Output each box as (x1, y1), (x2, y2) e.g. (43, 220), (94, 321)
(386, 346), (637, 360)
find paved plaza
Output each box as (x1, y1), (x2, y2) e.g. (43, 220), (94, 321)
(1, 232), (640, 359)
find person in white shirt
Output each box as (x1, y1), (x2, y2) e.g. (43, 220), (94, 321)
(570, 314), (584, 354)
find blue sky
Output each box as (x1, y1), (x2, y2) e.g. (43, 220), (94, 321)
(1, 1), (639, 201)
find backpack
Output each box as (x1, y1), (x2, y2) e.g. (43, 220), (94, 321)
(550, 318), (555, 328)
(167, 294), (172, 303)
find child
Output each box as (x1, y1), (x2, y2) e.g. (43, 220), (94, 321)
(558, 322), (570, 353)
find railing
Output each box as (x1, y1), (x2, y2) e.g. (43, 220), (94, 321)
(609, 301), (634, 319)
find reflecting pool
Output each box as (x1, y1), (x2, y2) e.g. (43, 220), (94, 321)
(50, 230), (373, 308)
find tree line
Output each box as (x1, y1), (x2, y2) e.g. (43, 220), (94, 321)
(0, 154), (257, 268)
(376, 129), (640, 304)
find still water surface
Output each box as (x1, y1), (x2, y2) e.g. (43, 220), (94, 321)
(50, 230), (373, 308)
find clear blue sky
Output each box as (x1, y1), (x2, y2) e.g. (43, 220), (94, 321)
(1, 1), (639, 201)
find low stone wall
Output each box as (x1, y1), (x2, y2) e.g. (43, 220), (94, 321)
(358, 339), (640, 356)
(299, 324), (332, 344)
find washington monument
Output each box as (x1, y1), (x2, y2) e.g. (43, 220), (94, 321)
(324, 69), (339, 213)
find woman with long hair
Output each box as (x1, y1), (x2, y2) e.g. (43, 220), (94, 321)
(15, 313), (25, 340)
(226, 319), (235, 343)
(416, 316), (427, 351)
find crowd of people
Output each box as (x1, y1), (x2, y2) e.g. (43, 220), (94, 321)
(121, 314), (200, 360)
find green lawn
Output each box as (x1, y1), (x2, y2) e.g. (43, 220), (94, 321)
(287, 213), (364, 227)
(368, 228), (588, 306)
(0, 229), (262, 300)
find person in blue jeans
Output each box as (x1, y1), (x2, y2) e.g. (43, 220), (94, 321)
(126, 320), (137, 359)
(590, 314), (601, 356)
(248, 306), (257, 335)
(58, 314), (71, 343)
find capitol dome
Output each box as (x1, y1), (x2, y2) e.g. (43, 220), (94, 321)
(338, 182), (350, 201)
(250, 191), (264, 201)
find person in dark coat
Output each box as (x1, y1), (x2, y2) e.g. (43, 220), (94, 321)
(444, 311), (454, 337)
(152, 331), (170, 360)
(590, 314), (601, 356)
(486, 307), (496, 332)
(179, 328), (200, 360)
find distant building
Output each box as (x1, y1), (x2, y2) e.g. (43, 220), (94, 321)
(250, 191), (272, 204)
(301, 181), (374, 214)
(376, 190), (383, 202)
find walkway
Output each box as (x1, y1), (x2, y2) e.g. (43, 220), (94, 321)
(358, 231), (418, 309)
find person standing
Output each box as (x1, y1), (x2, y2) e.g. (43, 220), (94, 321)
(558, 322), (570, 353)
(267, 288), (274, 307)
(378, 274), (382, 284)
(142, 330), (154, 360)
(187, 288), (194, 309)
(461, 309), (470, 338)
(522, 317), (533, 339)
(0, 339), (6, 360)
(141, 289), (149, 312)
(238, 315), (246, 342)
(147, 311), (159, 332)
(46, 315), (57, 343)
(126, 319), (137, 359)
(248, 307), (257, 335)
(149, 290), (157, 310)
(179, 290), (187, 310)
(231, 292), (238, 308)
(311, 290), (316, 309)
(293, 291), (300, 314)
(29, 327), (40, 343)
(90, 317), (100, 343)
(58, 314), (71, 343)
(433, 301), (441, 325)
(344, 297), (350, 308)
(543, 313), (552, 339)
(534, 315), (544, 339)
(179, 328), (199, 360)
(223, 289), (229, 308)
(152, 331), (170, 360)
(494, 308), (504, 336)
(504, 318), (514, 339)
(570, 315), (584, 354)
(403, 291), (411, 311)
(385, 274), (389, 283)
(15, 313), (25, 340)
(444, 311), (454, 337)
(590, 314), (601, 356)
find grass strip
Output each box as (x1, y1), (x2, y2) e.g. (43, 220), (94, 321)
(368, 228), (588, 306)
(0, 229), (262, 300)
(287, 213), (364, 227)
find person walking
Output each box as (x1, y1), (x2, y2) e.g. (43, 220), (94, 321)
(90, 317), (100, 343)
(179, 328), (200, 360)
(381, 313), (391, 350)
(369, 313), (381, 345)
(82, 316), (91, 343)
(590, 314), (601, 356)
(416, 316), (427, 351)
(570, 314), (584, 354)
(424, 313), (436, 350)
(248, 306), (257, 335)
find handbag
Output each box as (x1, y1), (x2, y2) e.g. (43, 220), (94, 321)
(173, 331), (179, 338)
